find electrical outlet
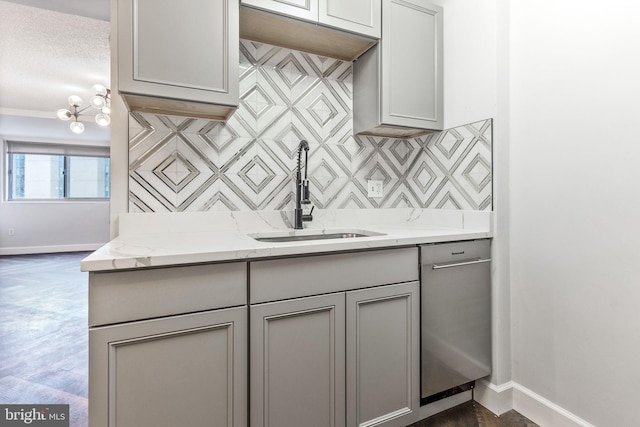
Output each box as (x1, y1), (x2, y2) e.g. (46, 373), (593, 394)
(8, 228), (15, 236)
(367, 180), (383, 198)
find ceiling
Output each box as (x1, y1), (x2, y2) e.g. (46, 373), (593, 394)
(0, 0), (111, 141)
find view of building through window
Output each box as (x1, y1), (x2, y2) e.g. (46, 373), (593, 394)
(9, 153), (110, 200)
(68, 156), (110, 198)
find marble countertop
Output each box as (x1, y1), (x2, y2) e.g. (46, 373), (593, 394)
(81, 209), (493, 272)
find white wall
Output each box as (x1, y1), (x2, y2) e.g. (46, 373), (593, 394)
(0, 201), (109, 254)
(0, 133), (110, 255)
(429, 0), (514, 394)
(509, 1), (640, 425)
(109, 0), (130, 239)
(429, 0), (498, 129)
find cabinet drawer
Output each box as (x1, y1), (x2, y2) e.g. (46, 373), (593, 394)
(250, 247), (418, 304)
(89, 262), (246, 326)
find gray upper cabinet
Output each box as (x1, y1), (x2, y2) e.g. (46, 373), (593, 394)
(242, 0), (380, 38)
(239, 0), (379, 62)
(242, 0), (319, 21)
(320, 0), (381, 38)
(353, 0), (443, 138)
(117, 0), (239, 120)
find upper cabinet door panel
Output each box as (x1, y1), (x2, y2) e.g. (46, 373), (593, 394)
(118, 0), (239, 110)
(133, 0), (226, 91)
(320, 0), (381, 38)
(242, 0), (319, 21)
(382, 0), (443, 129)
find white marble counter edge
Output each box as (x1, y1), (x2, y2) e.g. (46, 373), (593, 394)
(81, 227), (492, 272)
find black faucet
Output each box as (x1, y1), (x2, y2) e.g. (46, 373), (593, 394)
(294, 140), (314, 229)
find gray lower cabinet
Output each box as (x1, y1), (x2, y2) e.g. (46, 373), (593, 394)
(250, 281), (420, 427)
(346, 282), (420, 427)
(89, 307), (247, 427)
(88, 262), (248, 426)
(117, 0), (239, 119)
(88, 248), (421, 426)
(250, 293), (347, 427)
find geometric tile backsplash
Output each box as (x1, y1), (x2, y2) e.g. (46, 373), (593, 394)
(129, 40), (492, 213)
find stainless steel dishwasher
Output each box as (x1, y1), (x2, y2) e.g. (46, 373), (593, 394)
(420, 239), (491, 405)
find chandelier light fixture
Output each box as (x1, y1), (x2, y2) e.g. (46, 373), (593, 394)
(57, 84), (111, 134)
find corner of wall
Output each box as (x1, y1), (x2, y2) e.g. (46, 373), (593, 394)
(475, 380), (597, 427)
(474, 379), (513, 416)
(109, 0), (130, 239)
(512, 383), (596, 427)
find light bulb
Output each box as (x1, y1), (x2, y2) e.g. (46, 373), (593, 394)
(70, 121), (85, 134)
(91, 95), (106, 109)
(101, 106), (111, 115)
(68, 95), (82, 107)
(95, 113), (111, 126)
(57, 109), (71, 120)
(92, 84), (107, 96)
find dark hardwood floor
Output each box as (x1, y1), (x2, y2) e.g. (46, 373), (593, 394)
(0, 252), (538, 427)
(0, 252), (90, 427)
(410, 400), (539, 427)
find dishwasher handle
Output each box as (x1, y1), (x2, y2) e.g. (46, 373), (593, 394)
(431, 258), (492, 270)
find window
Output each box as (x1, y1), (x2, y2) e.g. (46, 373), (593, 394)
(6, 141), (110, 200)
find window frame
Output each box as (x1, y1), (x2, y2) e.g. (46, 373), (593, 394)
(5, 140), (110, 202)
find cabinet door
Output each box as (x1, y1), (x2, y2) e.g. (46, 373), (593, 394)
(346, 282), (420, 427)
(319, 0), (381, 38)
(251, 293), (346, 427)
(89, 307), (247, 427)
(118, 0), (239, 107)
(381, 0), (443, 130)
(242, 0), (319, 22)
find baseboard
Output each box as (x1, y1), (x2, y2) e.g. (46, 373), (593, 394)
(475, 380), (595, 427)
(474, 379), (513, 415)
(512, 383), (595, 427)
(0, 243), (104, 256)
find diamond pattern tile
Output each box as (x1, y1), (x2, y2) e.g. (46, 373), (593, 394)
(412, 161), (439, 194)
(462, 153), (492, 193)
(153, 152), (199, 192)
(337, 135), (366, 164)
(239, 155), (276, 194)
(309, 93), (339, 127)
(128, 40), (493, 213)
(276, 53), (308, 88)
(437, 128), (465, 159)
(306, 145), (351, 208)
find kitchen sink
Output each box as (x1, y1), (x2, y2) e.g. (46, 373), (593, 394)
(249, 229), (385, 243)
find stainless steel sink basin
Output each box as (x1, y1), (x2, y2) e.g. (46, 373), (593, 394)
(249, 229), (384, 243)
